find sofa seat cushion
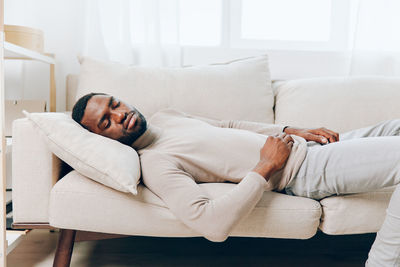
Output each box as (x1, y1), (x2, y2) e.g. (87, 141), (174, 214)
(319, 187), (394, 235)
(49, 171), (321, 240)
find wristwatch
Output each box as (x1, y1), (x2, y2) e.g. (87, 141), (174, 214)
(282, 126), (290, 133)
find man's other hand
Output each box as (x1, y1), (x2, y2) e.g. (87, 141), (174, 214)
(252, 133), (293, 180)
(284, 126), (339, 144)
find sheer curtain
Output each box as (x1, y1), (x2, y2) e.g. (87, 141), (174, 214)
(82, 0), (400, 76)
(83, 0), (181, 66)
(349, 0), (400, 76)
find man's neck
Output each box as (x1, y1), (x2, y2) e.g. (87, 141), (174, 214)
(131, 124), (161, 150)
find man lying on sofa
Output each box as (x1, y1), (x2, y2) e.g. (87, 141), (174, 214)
(72, 92), (400, 266)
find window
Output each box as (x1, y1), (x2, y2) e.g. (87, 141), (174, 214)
(241, 0), (331, 42)
(108, 0), (353, 50)
(230, 0), (351, 51)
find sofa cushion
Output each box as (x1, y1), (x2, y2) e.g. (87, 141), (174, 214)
(77, 56), (275, 123)
(274, 76), (400, 133)
(24, 111), (141, 195)
(49, 171), (322, 240)
(319, 187), (394, 235)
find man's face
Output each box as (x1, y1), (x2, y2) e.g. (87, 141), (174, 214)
(81, 95), (147, 145)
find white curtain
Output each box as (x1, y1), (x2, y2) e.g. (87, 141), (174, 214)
(83, 0), (181, 67)
(82, 0), (400, 76)
(348, 0), (400, 76)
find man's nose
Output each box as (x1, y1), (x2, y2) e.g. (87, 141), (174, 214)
(110, 110), (126, 124)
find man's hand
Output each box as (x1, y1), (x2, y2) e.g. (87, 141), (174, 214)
(284, 127), (339, 145)
(252, 133), (293, 181)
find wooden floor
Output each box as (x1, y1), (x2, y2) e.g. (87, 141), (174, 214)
(7, 229), (375, 266)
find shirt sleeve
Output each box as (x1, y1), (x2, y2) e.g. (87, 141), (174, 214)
(165, 108), (285, 136)
(140, 152), (268, 242)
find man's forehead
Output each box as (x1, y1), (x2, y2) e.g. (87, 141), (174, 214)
(81, 95), (111, 129)
(91, 94), (110, 103)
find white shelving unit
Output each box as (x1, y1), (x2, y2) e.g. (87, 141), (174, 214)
(4, 40), (56, 112)
(0, 9), (56, 264)
(2, 41), (56, 258)
(4, 41), (55, 64)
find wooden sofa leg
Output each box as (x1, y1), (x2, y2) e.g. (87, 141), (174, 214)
(53, 229), (77, 267)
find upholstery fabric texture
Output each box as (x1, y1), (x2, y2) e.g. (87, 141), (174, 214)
(77, 55), (275, 123)
(274, 76), (400, 133)
(23, 111), (141, 195)
(49, 171), (322, 239)
(12, 118), (59, 223)
(319, 187), (395, 235)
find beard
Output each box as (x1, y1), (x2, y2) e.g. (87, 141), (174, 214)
(117, 110), (147, 146)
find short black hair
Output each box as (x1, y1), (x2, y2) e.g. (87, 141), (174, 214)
(72, 92), (106, 128)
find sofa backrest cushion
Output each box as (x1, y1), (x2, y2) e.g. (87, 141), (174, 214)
(76, 56), (275, 123)
(274, 76), (400, 133)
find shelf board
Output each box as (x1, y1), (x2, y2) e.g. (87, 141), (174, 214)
(6, 230), (29, 255)
(4, 41), (55, 64)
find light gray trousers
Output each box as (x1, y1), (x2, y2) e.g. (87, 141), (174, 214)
(285, 119), (400, 266)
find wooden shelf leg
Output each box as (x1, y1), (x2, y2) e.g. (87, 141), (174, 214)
(53, 229), (76, 267)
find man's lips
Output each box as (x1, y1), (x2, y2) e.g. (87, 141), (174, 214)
(124, 112), (137, 130)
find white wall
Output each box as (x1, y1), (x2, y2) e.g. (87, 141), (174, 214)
(4, 0), (85, 111)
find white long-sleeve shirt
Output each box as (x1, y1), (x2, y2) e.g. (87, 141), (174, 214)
(132, 108), (307, 242)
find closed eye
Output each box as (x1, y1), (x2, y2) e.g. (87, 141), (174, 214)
(100, 118), (111, 130)
(105, 119), (111, 129)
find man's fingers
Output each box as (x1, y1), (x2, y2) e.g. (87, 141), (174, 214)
(324, 129), (339, 142)
(306, 133), (328, 144)
(320, 130), (336, 142)
(313, 129), (335, 143)
(287, 139), (294, 150)
(283, 134), (294, 144)
(318, 128), (340, 142)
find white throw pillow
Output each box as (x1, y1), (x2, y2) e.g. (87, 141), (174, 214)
(77, 55), (275, 123)
(23, 111), (141, 195)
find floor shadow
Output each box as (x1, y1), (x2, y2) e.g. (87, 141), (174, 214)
(81, 232), (375, 267)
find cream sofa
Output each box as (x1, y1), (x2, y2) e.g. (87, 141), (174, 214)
(11, 60), (400, 265)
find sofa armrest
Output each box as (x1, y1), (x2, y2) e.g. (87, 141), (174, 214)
(12, 118), (63, 223)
